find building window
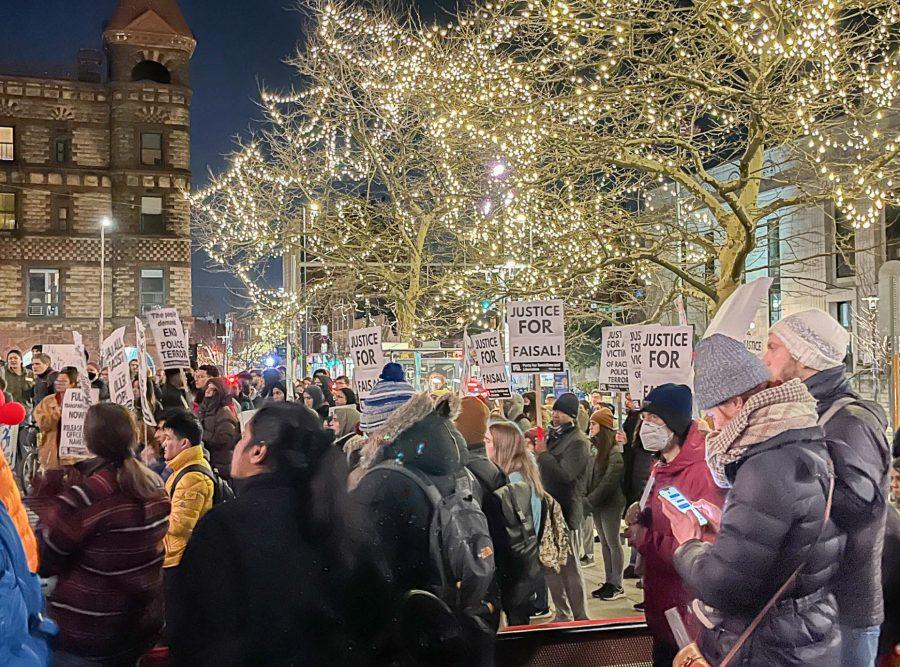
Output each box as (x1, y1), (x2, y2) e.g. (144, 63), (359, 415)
(833, 204), (855, 279)
(52, 134), (70, 164)
(132, 60), (171, 84)
(0, 126), (13, 161)
(51, 194), (69, 232)
(0, 193), (15, 231)
(886, 205), (900, 262)
(140, 195), (164, 233)
(140, 132), (163, 166)
(27, 269), (60, 317)
(834, 300), (853, 370)
(139, 269), (165, 313)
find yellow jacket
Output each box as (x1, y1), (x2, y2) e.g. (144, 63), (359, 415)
(163, 446), (214, 568)
(0, 450), (38, 572)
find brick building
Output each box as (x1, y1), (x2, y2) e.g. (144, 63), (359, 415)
(0, 0), (193, 357)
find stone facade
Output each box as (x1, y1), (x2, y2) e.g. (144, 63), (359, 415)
(0, 1), (194, 357)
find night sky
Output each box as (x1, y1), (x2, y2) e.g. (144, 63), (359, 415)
(2, 0), (454, 317)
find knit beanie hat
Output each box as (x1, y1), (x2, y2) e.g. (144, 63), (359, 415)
(694, 334), (771, 411)
(590, 407), (615, 430)
(641, 384), (693, 439)
(552, 392), (580, 420)
(359, 362), (416, 432)
(769, 309), (850, 371)
(455, 396), (490, 446)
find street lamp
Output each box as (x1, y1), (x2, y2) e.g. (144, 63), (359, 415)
(99, 216), (113, 354)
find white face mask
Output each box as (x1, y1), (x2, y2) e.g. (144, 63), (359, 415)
(640, 421), (673, 452)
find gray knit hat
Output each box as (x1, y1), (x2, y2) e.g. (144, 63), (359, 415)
(694, 334), (771, 411)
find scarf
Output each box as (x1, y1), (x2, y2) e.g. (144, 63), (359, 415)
(705, 379), (818, 488)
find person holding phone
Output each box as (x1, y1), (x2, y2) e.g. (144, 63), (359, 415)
(623, 383), (725, 667)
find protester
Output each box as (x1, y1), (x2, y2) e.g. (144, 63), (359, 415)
(522, 391), (538, 427)
(2, 349), (34, 406)
(666, 333), (845, 664)
(270, 381), (287, 402)
(535, 392), (590, 622)
(620, 384), (725, 665)
(881, 474), (900, 660)
(133, 376), (163, 443)
(764, 309), (891, 665)
(334, 386), (359, 409)
(253, 368), (283, 407)
(159, 369), (190, 411)
(34, 366), (78, 471)
(86, 362), (110, 402)
(29, 403), (170, 665)
(334, 375), (351, 390)
(31, 353), (55, 405)
(501, 392), (531, 434)
(128, 358), (140, 380)
(168, 402), (391, 666)
(234, 371), (256, 411)
(583, 407), (626, 602)
(198, 377), (240, 481)
(303, 384), (329, 421)
(329, 404), (361, 444)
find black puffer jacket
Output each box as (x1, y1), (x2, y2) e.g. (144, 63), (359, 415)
(538, 422), (590, 530)
(673, 426), (845, 666)
(805, 366), (890, 628)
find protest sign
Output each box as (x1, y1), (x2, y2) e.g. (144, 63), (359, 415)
(675, 294), (689, 327)
(0, 423), (18, 466)
(72, 332), (93, 408)
(625, 326), (646, 401)
(59, 388), (89, 460)
(507, 299), (566, 373)
(349, 326), (384, 399)
(744, 336), (765, 357)
(598, 326), (629, 392)
(703, 276), (774, 341)
(135, 317), (156, 426)
(101, 326), (133, 409)
(471, 330), (511, 399)
(146, 308), (190, 369)
(239, 408), (258, 431)
(42, 344), (82, 372)
(640, 325), (693, 397)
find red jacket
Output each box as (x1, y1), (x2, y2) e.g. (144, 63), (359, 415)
(633, 421), (725, 648)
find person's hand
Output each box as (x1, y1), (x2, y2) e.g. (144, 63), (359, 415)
(660, 501), (703, 545)
(533, 434), (547, 455)
(615, 429), (627, 445)
(624, 502), (641, 526)
(693, 500), (722, 533)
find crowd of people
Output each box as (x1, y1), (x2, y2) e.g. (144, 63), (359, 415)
(0, 306), (896, 665)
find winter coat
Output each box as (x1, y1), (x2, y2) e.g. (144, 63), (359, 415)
(806, 366), (891, 628)
(0, 450), (38, 572)
(32, 370), (54, 406)
(34, 394), (61, 470)
(158, 382), (190, 411)
(502, 394), (531, 434)
(1, 367), (32, 406)
(632, 422), (725, 649)
(673, 426), (846, 665)
(583, 430), (626, 515)
(881, 507), (900, 656)
(91, 377), (110, 402)
(622, 410), (653, 505)
(29, 460), (170, 661)
(169, 470), (391, 666)
(163, 446), (215, 568)
(537, 422), (590, 529)
(199, 404), (239, 478)
(0, 502), (53, 665)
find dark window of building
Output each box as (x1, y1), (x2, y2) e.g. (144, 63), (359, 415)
(132, 60), (171, 84)
(27, 269), (60, 317)
(0, 126), (13, 161)
(141, 132), (163, 166)
(52, 134), (70, 164)
(833, 204), (855, 279)
(51, 194), (69, 232)
(140, 269), (165, 313)
(141, 195), (164, 234)
(0, 192), (15, 231)
(886, 205), (900, 262)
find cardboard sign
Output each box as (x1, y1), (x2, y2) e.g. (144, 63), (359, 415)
(59, 388), (89, 460)
(146, 308), (190, 369)
(348, 326), (384, 399)
(101, 326), (133, 409)
(640, 325), (693, 397)
(135, 317), (156, 426)
(703, 276), (774, 341)
(42, 344), (82, 372)
(744, 336), (765, 357)
(597, 326), (629, 392)
(507, 299), (566, 373)
(72, 332), (93, 409)
(471, 330), (511, 399)
(0, 424), (18, 465)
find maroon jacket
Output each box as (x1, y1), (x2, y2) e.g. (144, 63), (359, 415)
(633, 422), (725, 648)
(30, 461), (170, 661)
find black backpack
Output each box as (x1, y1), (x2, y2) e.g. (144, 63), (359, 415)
(491, 480), (541, 609)
(169, 464), (235, 505)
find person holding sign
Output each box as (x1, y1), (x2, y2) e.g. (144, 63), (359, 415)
(33, 367), (78, 471)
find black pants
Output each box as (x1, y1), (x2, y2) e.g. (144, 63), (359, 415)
(163, 566), (179, 645)
(652, 638), (678, 667)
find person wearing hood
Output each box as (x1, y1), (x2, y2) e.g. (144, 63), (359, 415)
(198, 377), (240, 481)
(303, 385), (330, 422)
(622, 384), (724, 665)
(763, 309), (891, 665)
(667, 334), (845, 665)
(329, 404), (361, 444)
(86, 362), (110, 402)
(501, 393), (532, 434)
(334, 386), (359, 410)
(253, 368), (284, 408)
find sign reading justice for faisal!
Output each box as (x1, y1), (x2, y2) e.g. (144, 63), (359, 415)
(507, 299), (566, 373)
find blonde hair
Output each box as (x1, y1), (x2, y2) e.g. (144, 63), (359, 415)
(489, 421), (545, 497)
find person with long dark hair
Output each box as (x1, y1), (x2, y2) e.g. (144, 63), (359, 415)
(198, 377), (239, 481)
(167, 402), (392, 666)
(29, 403), (170, 665)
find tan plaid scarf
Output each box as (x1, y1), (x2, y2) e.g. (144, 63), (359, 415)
(705, 379), (818, 488)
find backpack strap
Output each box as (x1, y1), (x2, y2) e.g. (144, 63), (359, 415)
(369, 461), (443, 507)
(817, 396), (857, 427)
(169, 464), (216, 498)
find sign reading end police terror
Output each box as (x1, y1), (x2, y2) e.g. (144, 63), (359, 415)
(471, 330), (511, 399)
(349, 326), (384, 399)
(507, 299), (566, 373)
(146, 308), (190, 370)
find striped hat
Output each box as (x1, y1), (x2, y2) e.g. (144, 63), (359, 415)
(359, 363), (416, 432)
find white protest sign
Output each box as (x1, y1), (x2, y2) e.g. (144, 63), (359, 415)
(625, 324), (661, 402)
(640, 325), (693, 397)
(471, 330), (511, 399)
(101, 326), (133, 409)
(59, 388), (90, 460)
(72, 332), (93, 408)
(744, 336), (765, 357)
(598, 326), (629, 392)
(239, 408), (258, 431)
(348, 326), (384, 399)
(134, 317), (156, 426)
(507, 300), (566, 373)
(675, 294), (688, 327)
(43, 345), (82, 372)
(703, 276), (774, 341)
(146, 308), (190, 369)
(0, 423), (18, 465)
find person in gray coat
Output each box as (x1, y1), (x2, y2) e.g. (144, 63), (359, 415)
(765, 309), (891, 666)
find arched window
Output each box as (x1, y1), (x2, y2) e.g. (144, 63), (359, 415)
(131, 60), (171, 84)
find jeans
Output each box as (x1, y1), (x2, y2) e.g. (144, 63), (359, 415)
(839, 624), (880, 667)
(591, 505), (625, 587)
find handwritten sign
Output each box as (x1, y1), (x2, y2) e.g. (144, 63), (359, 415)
(471, 330), (511, 399)
(102, 326), (133, 409)
(507, 300), (566, 373)
(146, 308), (190, 369)
(72, 332), (93, 409)
(42, 344), (82, 372)
(0, 424), (18, 465)
(598, 326), (629, 392)
(349, 326), (384, 399)
(134, 317), (156, 426)
(59, 388), (89, 460)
